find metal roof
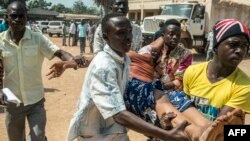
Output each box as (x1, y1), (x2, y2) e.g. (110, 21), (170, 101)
(28, 8), (59, 16)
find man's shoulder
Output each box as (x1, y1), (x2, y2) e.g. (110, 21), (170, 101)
(92, 52), (116, 68)
(187, 62), (207, 73)
(234, 68), (250, 83)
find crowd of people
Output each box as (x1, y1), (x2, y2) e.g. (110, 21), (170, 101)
(65, 19), (97, 56)
(0, 0), (250, 141)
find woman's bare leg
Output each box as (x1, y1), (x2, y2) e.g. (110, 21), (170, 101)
(200, 108), (244, 141)
(154, 90), (210, 141)
(155, 90), (246, 141)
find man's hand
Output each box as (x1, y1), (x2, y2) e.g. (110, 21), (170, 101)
(150, 36), (164, 52)
(0, 91), (8, 106)
(160, 112), (176, 130)
(46, 61), (68, 80)
(73, 55), (90, 68)
(167, 120), (190, 141)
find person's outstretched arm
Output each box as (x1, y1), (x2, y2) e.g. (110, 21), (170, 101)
(54, 50), (73, 61)
(113, 110), (189, 141)
(46, 56), (92, 80)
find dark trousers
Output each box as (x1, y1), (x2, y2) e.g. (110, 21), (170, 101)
(62, 33), (67, 46)
(5, 98), (47, 141)
(79, 37), (86, 54)
(68, 33), (75, 46)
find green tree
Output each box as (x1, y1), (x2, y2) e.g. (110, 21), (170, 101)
(0, 0), (29, 9)
(72, 0), (87, 14)
(28, 0), (52, 9)
(86, 7), (100, 15)
(50, 3), (72, 13)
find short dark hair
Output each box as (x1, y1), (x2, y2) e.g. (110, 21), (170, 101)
(101, 12), (125, 34)
(7, 1), (28, 14)
(164, 19), (181, 28)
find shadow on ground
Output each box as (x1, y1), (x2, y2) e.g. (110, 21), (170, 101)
(44, 88), (60, 93)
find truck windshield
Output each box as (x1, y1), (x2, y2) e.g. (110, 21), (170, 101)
(161, 4), (193, 18)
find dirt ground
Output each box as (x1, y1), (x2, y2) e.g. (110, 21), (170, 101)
(0, 35), (250, 141)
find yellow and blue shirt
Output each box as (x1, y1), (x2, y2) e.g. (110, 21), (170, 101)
(184, 62), (250, 121)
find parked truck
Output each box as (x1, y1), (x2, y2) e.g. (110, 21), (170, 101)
(141, 0), (250, 53)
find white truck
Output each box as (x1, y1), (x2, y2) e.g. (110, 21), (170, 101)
(141, 0), (250, 53)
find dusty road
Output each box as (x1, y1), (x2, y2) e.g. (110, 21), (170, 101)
(0, 35), (250, 141)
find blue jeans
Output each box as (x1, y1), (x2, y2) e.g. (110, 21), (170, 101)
(79, 37), (86, 54)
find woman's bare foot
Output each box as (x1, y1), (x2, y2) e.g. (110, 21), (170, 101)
(225, 108), (245, 125)
(199, 108), (245, 141)
(199, 115), (226, 141)
(160, 112), (176, 130)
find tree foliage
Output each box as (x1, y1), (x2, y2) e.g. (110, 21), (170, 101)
(0, 0), (28, 9)
(86, 7), (100, 15)
(50, 3), (72, 13)
(28, 0), (52, 9)
(72, 0), (87, 14)
(72, 0), (100, 15)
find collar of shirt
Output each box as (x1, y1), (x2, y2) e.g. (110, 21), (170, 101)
(2, 28), (31, 44)
(104, 44), (130, 65)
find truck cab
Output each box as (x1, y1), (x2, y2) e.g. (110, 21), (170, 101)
(141, 1), (206, 53)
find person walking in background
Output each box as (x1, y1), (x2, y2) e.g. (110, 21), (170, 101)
(62, 21), (67, 46)
(73, 21), (78, 46)
(78, 19), (88, 55)
(93, 0), (143, 54)
(88, 21), (96, 53)
(206, 30), (214, 61)
(0, 2), (74, 141)
(68, 20), (76, 46)
(0, 15), (9, 33)
(180, 19), (189, 32)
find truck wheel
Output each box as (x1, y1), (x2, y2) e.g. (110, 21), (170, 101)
(49, 33), (52, 37)
(57, 34), (60, 37)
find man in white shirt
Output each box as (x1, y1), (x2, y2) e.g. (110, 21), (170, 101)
(47, 13), (189, 141)
(68, 20), (76, 46)
(0, 2), (74, 141)
(93, 0), (143, 54)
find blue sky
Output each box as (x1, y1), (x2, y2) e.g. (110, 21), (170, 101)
(46, 0), (95, 8)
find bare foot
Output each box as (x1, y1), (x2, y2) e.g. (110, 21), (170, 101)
(199, 108), (244, 141)
(160, 112), (176, 130)
(225, 108), (245, 125)
(199, 115), (226, 141)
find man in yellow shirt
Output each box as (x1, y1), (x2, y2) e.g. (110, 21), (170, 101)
(0, 1), (73, 141)
(183, 19), (250, 121)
